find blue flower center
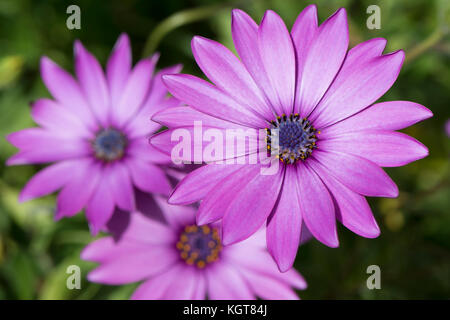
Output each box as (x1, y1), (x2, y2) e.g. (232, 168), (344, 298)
(176, 225), (222, 269)
(93, 129), (127, 162)
(267, 114), (318, 164)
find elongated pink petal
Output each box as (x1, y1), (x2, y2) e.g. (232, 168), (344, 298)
(161, 266), (198, 300)
(7, 129), (91, 165)
(313, 150), (399, 197)
(297, 8), (348, 117)
(86, 176), (115, 235)
(40, 57), (96, 129)
(222, 165), (284, 245)
(81, 237), (143, 263)
(125, 97), (180, 139)
(259, 10), (296, 115)
(152, 106), (247, 129)
(30, 99), (91, 138)
(192, 36), (272, 120)
(319, 130), (429, 167)
(55, 159), (101, 219)
(106, 33), (131, 106)
(113, 55), (158, 126)
(267, 165), (302, 272)
(87, 245), (178, 285)
(144, 64), (183, 108)
(240, 268), (299, 300)
(225, 244), (307, 289)
(196, 165), (259, 225)
(127, 139), (171, 164)
(150, 126), (260, 164)
(162, 74), (266, 128)
(169, 164), (244, 205)
(120, 212), (175, 245)
(192, 272), (207, 300)
(231, 9), (277, 115)
(291, 4), (318, 114)
(206, 262), (255, 300)
(126, 159), (171, 195)
(321, 101), (433, 137)
(131, 264), (181, 300)
(154, 195), (196, 228)
(309, 159), (380, 238)
(74, 40), (110, 126)
(297, 162), (339, 247)
(311, 50), (405, 128)
(18, 160), (75, 202)
(106, 163), (135, 211)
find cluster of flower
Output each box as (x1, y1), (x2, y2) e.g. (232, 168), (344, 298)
(6, 5), (431, 299)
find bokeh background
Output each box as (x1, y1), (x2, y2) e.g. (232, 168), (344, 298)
(0, 0), (449, 299)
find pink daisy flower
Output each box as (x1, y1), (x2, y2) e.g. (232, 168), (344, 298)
(7, 33), (181, 234)
(81, 197), (307, 300)
(150, 7), (432, 271)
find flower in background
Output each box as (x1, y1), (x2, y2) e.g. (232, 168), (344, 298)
(445, 119), (450, 138)
(151, 6), (432, 271)
(82, 197), (306, 300)
(7, 33), (181, 234)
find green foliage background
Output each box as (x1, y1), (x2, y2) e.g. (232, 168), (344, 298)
(0, 0), (449, 299)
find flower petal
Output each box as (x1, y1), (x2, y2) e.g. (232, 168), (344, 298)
(267, 165), (302, 272)
(258, 10), (296, 115)
(74, 40), (110, 126)
(30, 99), (91, 138)
(40, 57), (96, 129)
(113, 54), (158, 126)
(222, 165), (284, 245)
(152, 106), (247, 129)
(206, 262), (255, 300)
(319, 130), (429, 167)
(296, 8), (349, 117)
(309, 159), (380, 238)
(191, 36), (272, 120)
(169, 164), (244, 205)
(106, 33), (131, 106)
(126, 159), (171, 195)
(106, 162), (135, 211)
(291, 4), (318, 114)
(154, 195), (196, 228)
(55, 159), (101, 219)
(162, 74), (266, 128)
(313, 150), (399, 197)
(131, 264), (181, 300)
(311, 50), (405, 128)
(7, 129), (91, 165)
(120, 212), (175, 245)
(196, 165), (259, 225)
(86, 176), (115, 235)
(297, 162), (339, 247)
(239, 268), (299, 300)
(321, 101), (433, 138)
(231, 9), (277, 115)
(87, 244), (178, 285)
(18, 160), (76, 202)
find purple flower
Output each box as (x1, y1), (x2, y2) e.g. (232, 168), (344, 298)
(446, 119), (450, 138)
(150, 7), (432, 271)
(7, 34), (181, 234)
(81, 197), (306, 300)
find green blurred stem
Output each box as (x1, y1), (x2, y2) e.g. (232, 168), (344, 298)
(405, 28), (446, 64)
(141, 4), (230, 57)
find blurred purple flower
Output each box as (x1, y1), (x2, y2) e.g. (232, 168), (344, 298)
(150, 6), (432, 271)
(446, 119), (450, 137)
(82, 197), (307, 300)
(7, 34), (181, 234)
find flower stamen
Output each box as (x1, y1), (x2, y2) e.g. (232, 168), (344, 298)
(267, 114), (318, 164)
(176, 224), (222, 268)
